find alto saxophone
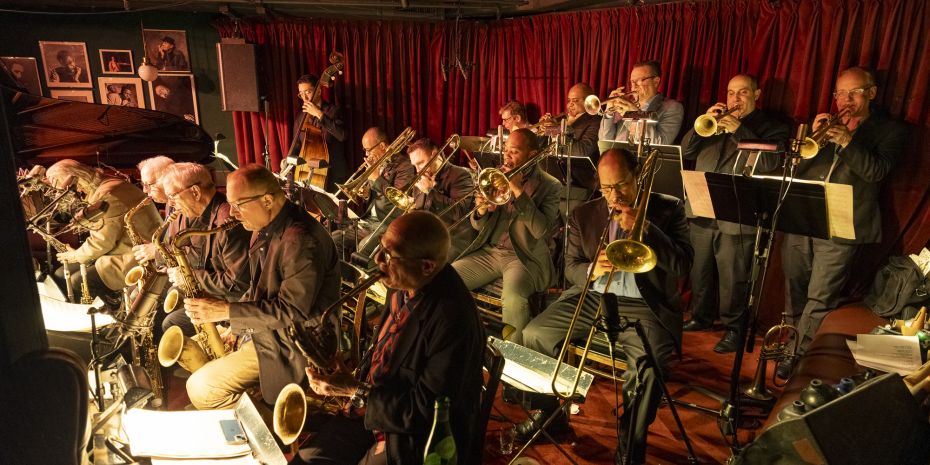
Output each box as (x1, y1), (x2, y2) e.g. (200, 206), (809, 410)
(152, 210), (181, 312)
(123, 197), (157, 287)
(156, 218), (241, 373)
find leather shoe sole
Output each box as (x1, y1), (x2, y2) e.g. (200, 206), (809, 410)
(514, 409), (570, 442)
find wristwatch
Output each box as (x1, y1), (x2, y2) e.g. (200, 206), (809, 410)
(351, 382), (372, 409)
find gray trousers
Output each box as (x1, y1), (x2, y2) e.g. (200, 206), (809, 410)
(294, 413), (380, 465)
(688, 221), (754, 331)
(452, 246), (539, 345)
(782, 234), (858, 354)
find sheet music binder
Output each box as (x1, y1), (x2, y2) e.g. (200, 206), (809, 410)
(488, 336), (594, 399)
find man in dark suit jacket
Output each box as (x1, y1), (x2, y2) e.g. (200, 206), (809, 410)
(296, 211), (485, 465)
(406, 137), (476, 258)
(522, 148), (692, 464)
(286, 74), (348, 188)
(452, 128), (562, 344)
(679, 74), (789, 353)
(778, 67), (906, 378)
(598, 60), (684, 145)
(184, 164), (340, 409)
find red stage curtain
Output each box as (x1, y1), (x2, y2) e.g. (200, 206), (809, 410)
(216, 0), (930, 323)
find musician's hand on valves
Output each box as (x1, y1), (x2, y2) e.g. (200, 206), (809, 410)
(133, 243), (157, 263)
(415, 174), (435, 194)
(717, 112), (741, 133)
(306, 365), (359, 398)
(812, 113), (832, 133)
(590, 249), (614, 281)
(302, 101), (323, 119)
(185, 297), (230, 324)
(825, 123), (853, 148)
(609, 86), (637, 115)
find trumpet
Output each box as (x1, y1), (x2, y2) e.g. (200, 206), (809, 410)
(798, 108), (851, 158)
(744, 316), (800, 400)
(336, 127), (416, 205)
(273, 271), (383, 445)
(528, 112), (566, 136)
(693, 105), (741, 137)
(584, 91), (638, 116)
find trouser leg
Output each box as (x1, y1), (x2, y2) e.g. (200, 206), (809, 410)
(781, 233), (813, 327)
(499, 248), (539, 345)
(795, 238), (858, 354)
(162, 306), (197, 337)
(522, 290), (602, 357)
(687, 221), (719, 324)
(186, 341), (260, 409)
(451, 248), (500, 290)
(292, 414), (374, 465)
(716, 233), (754, 332)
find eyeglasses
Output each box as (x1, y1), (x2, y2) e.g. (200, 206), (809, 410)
(229, 192), (268, 211)
(630, 75), (658, 87)
(502, 115), (514, 123)
(599, 179), (633, 195)
(363, 142), (384, 155)
(375, 246), (419, 265)
(833, 87), (872, 99)
(166, 183), (198, 201)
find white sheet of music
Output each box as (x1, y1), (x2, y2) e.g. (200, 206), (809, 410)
(846, 334), (922, 375)
(37, 287), (111, 332)
(824, 182), (855, 240)
(122, 408), (252, 459)
(680, 170), (715, 219)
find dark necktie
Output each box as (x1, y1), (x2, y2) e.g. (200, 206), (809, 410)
(367, 292), (412, 384)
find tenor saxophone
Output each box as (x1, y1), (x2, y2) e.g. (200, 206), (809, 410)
(156, 218), (241, 373)
(123, 197), (157, 287)
(152, 210), (181, 312)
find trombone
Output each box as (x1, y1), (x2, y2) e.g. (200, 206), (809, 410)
(584, 91), (638, 116)
(335, 127), (416, 205)
(693, 105), (741, 137)
(548, 150), (659, 399)
(798, 108), (851, 158)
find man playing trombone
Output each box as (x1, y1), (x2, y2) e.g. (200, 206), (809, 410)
(597, 60), (684, 145)
(452, 128), (561, 344)
(521, 148), (692, 463)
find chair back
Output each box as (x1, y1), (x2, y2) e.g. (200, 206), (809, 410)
(473, 341), (504, 459)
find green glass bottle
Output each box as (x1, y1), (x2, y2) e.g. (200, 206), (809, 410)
(423, 396), (457, 465)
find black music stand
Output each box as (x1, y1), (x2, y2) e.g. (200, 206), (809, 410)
(599, 141), (685, 200)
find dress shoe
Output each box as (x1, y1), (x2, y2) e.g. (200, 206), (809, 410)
(713, 330), (740, 353)
(502, 385), (521, 404)
(776, 359), (795, 380)
(682, 319), (713, 332)
(514, 408), (570, 442)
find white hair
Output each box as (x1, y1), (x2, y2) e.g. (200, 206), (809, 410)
(137, 155), (175, 179)
(162, 162), (214, 192)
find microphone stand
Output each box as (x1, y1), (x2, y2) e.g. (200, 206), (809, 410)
(560, 118), (573, 290)
(262, 97), (272, 169)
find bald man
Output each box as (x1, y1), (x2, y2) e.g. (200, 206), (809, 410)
(522, 148), (691, 463)
(295, 211), (485, 465)
(680, 74), (790, 354)
(778, 67), (906, 378)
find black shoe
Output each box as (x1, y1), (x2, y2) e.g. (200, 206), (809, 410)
(502, 385), (521, 405)
(682, 319), (713, 332)
(514, 408), (570, 442)
(713, 330), (740, 353)
(776, 359), (795, 380)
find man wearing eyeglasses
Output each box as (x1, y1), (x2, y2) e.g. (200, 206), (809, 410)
(777, 67), (906, 379)
(155, 163), (250, 340)
(183, 164), (340, 410)
(130, 156), (175, 271)
(598, 60), (684, 146)
(679, 74), (789, 354)
(521, 148), (692, 463)
(332, 127), (415, 260)
(294, 211), (485, 465)
(500, 100), (530, 132)
(285, 74), (347, 188)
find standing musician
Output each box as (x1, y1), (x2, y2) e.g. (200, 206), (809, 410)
(183, 165), (340, 410)
(48, 159), (161, 307)
(157, 163), (251, 338)
(332, 127), (415, 259)
(406, 137), (476, 258)
(451, 128), (561, 344)
(598, 60), (684, 145)
(287, 74), (347, 188)
(500, 100), (531, 132)
(538, 83), (601, 190)
(778, 67), (906, 378)
(521, 148), (692, 463)
(294, 211), (485, 465)
(680, 74), (789, 353)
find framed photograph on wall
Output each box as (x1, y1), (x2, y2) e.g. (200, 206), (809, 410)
(99, 49), (134, 74)
(1, 57), (42, 95)
(142, 29), (190, 73)
(98, 76), (144, 108)
(50, 89), (94, 103)
(148, 75), (199, 124)
(38, 41), (92, 88)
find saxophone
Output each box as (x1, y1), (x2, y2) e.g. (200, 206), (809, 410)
(152, 210), (181, 312)
(123, 197), (157, 287)
(156, 218), (241, 373)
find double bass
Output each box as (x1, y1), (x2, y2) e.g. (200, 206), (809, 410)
(292, 52), (345, 189)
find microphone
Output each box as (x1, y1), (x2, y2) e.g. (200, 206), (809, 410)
(497, 124), (504, 154)
(601, 293), (624, 346)
(72, 200), (109, 229)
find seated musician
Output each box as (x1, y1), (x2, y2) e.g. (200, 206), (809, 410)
(406, 137), (476, 258)
(778, 67), (906, 378)
(597, 60), (684, 145)
(293, 211), (485, 465)
(332, 127), (415, 260)
(500, 100), (530, 132)
(183, 164), (340, 410)
(538, 83), (600, 190)
(451, 128), (561, 344)
(48, 159), (161, 307)
(521, 148), (692, 463)
(155, 163), (250, 338)
(287, 74), (347, 188)
(137, 155), (175, 205)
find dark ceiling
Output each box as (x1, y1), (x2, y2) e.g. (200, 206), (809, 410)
(0, 0), (672, 21)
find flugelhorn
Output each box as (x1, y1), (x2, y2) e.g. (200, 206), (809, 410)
(694, 105), (741, 137)
(584, 91), (638, 116)
(744, 315), (800, 401)
(336, 127), (416, 205)
(798, 108), (851, 158)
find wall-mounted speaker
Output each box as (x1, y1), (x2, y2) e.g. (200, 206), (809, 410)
(216, 40), (259, 112)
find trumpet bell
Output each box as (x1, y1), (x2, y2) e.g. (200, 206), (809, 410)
(584, 94), (603, 116)
(605, 239), (657, 274)
(273, 383), (307, 446)
(799, 137), (820, 159)
(124, 265), (145, 286)
(694, 114), (719, 138)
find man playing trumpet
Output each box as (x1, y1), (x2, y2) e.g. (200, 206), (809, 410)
(597, 60), (684, 145)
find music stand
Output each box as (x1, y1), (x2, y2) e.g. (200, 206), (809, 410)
(599, 141), (685, 200)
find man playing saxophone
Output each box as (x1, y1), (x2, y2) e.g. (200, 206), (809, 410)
(158, 163), (251, 339)
(184, 164), (340, 410)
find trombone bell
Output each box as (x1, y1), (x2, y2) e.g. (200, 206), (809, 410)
(605, 239), (657, 274)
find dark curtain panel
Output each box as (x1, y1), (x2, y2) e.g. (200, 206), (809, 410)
(216, 0), (930, 322)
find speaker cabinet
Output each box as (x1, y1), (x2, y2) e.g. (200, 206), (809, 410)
(216, 41), (259, 112)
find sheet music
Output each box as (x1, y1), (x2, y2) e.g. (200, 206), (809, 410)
(680, 171), (715, 219)
(38, 291), (111, 331)
(122, 408), (252, 459)
(846, 334), (922, 375)
(824, 182), (855, 240)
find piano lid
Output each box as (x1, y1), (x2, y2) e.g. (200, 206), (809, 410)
(1, 58), (213, 168)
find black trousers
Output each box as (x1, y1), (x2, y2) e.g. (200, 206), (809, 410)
(53, 262), (115, 303)
(688, 220), (754, 331)
(292, 414), (381, 465)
